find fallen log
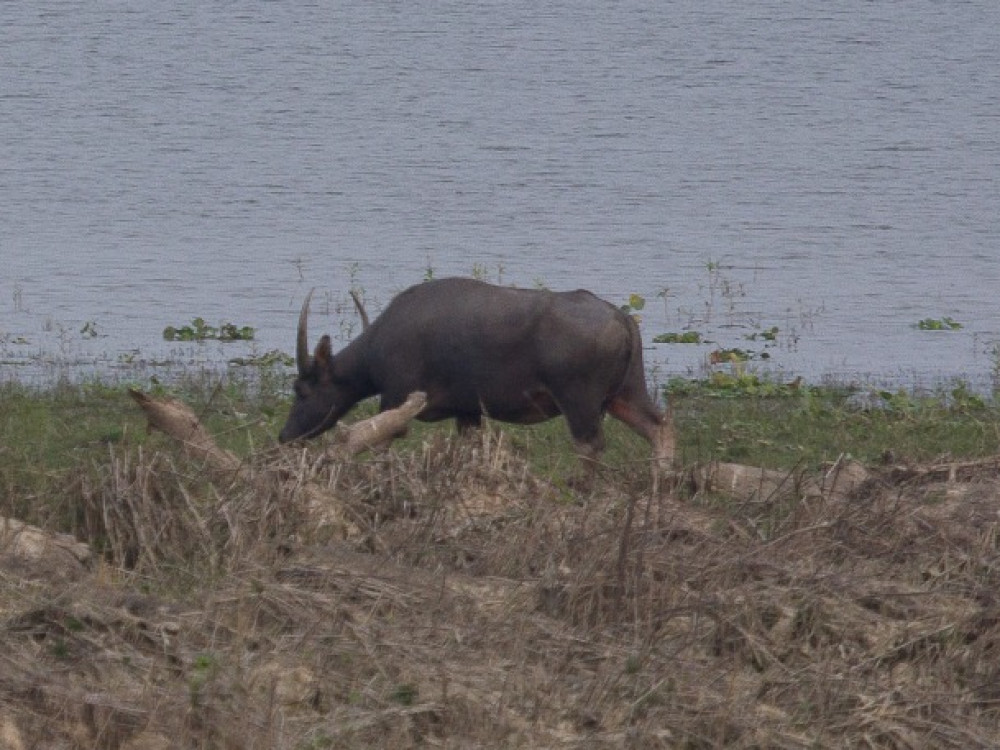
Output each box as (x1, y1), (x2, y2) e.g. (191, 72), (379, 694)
(0, 516), (92, 567)
(127, 389), (240, 472)
(0, 515), (92, 588)
(128, 389), (427, 463)
(691, 462), (802, 504)
(128, 389), (428, 538)
(338, 391), (428, 455)
(881, 456), (1000, 485)
(690, 458), (871, 504)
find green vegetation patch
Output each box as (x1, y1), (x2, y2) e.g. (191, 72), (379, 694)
(0, 369), (289, 527)
(163, 318), (256, 342)
(5, 373), (1000, 534)
(653, 331), (703, 344)
(228, 349), (294, 368)
(745, 325), (780, 342)
(667, 377), (999, 470)
(6, 369), (1000, 747)
(916, 317), (963, 331)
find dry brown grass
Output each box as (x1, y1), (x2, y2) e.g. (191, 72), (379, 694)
(4, 428), (1000, 748)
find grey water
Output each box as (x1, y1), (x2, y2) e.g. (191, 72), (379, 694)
(3, 1), (1000, 391)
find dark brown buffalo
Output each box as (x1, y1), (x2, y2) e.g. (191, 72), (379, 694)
(279, 278), (675, 468)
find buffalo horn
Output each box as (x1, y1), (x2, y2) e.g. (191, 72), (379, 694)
(296, 288), (315, 374)
(349, 289), (370, 331)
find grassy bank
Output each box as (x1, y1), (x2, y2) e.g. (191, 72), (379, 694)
(4, 373), (1000, 747)
(3, 374), (999, 520)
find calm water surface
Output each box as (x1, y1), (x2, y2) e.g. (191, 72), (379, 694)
(2, 2), (999, 389)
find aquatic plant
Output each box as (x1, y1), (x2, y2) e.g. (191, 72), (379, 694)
(916, 317), (962, 331)
(653, 331), (703, 344)
(745, 325), (779, 342)
(163, 318), (255, 342)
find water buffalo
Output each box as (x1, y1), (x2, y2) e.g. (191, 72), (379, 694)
(279, 278), (675, 470)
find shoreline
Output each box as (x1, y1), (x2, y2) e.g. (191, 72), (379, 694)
(2, 350), (996, 398)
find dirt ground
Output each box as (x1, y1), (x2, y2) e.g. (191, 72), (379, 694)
(4, 430), (1000, 748)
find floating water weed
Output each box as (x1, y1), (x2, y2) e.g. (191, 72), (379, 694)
(917, 317), (963, 331)
(163, 317), (255, 342)
(653, 331), (703, 344)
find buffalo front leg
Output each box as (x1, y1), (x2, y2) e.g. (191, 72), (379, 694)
(568, 433), (605, 491)
(455, 413), (483, 435)
(558, 400), (608, 489)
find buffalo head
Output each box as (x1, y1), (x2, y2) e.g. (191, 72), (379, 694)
(278, 291), (361, 443)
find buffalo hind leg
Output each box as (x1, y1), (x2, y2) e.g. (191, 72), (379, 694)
(569, 433), (605, 491)
(607, 395), (676, 471)
(608, 395), (678, 510)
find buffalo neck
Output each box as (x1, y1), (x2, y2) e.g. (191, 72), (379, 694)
(332, 333), (378, 401)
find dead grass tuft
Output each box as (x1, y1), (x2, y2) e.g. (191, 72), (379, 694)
(4, 430), (1000, 747)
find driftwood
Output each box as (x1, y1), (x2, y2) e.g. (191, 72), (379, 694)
(0, 516), (93, 571)
(128, 389), (428, 538)
(880, 456), (1000, 486)
(339, 392), (428, 454)
(691, 458), (872, 504)
(127, 390), (241, 472)
(128, 389), (427, 463)
(691, 452), (1000, 506)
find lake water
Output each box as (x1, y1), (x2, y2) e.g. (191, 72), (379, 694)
(3, 1), (1000, 391)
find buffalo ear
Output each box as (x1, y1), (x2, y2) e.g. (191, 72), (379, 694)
(314, 335), (334, 371)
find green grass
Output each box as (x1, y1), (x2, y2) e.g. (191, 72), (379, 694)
(0, 370), (289, 524)
(670, 377), (1000, 469)
(1, 382), (141, 520)
(4, 371), (1000, 528)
